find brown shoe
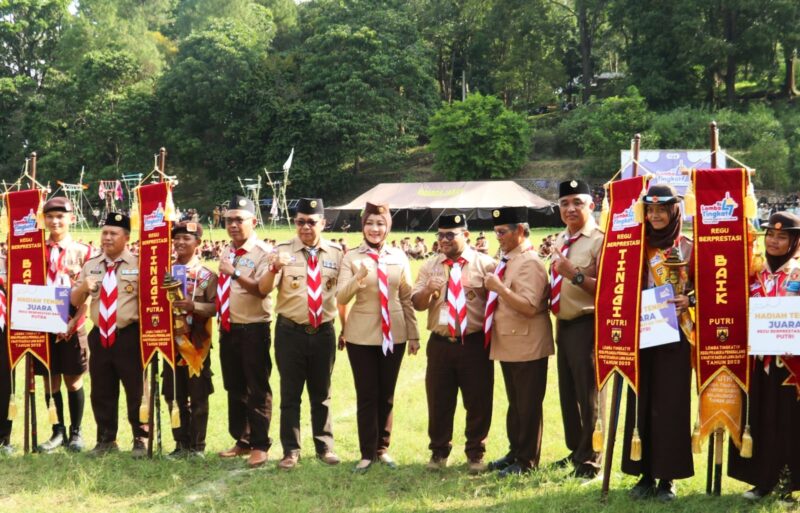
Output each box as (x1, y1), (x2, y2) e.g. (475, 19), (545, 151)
(426, 456), (448, 471)
(248, 449), (269, 468)
(218, 445), (250, 458)
(317, 451), (341, 465)
(89, 441), (119, 457)
(277, 451), (299, 470)
(467, 458), (488, 474)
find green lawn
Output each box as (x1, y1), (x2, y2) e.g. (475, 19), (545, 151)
(0, 227), (783, 512)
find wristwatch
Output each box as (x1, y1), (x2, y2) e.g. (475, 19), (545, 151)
(572, 270), (585, 285)
(232, 269), (242, 280)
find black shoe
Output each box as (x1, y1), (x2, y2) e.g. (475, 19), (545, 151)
(488, 454), (515, 472)
(38, 425), (66, 453)
(89, 441), (119, 456)
(131, 440), (147, 459)
(572, 465), (600, 479)
(629, 475), (656, 499)
(67, 426), (85, 452)
(498, 463), (529, 477)
(552, 455), (572, 469)
(743, 486), (772, 501)
(166, 447), (188, 460)
(656, 480), (676, 502)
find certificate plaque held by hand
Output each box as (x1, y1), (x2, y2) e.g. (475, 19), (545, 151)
(748, 296), (800, 356)
(10, 284), (70, 333)
(639, 284), (681, 349)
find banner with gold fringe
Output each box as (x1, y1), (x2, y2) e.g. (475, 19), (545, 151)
(136, 182), (175, 369)
(692, 168), (750, 393)
(5, 189), (49, 370)
(595, 175), (648, 392)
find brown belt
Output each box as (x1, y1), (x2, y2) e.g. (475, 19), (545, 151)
(430, 331), (481, 344)
(277, 315), (332, 335)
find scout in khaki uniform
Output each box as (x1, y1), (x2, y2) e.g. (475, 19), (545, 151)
(71, 213), (148, 456)
(260, 198), (342, 469)
(412, 214), (496, 474)
(549, 180), (605, 478)
(336, 202), (420, 473)
(162, 221), (218, 458)
(485, 206), (554, 476)
(0, 256), (11, 455)
(215, 196), (273, 469)
(34, 197), (95, 453)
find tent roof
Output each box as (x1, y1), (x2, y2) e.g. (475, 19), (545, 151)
(332, 181), (553, 210)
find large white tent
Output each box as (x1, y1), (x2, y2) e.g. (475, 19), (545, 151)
(325, 181), (560, 230)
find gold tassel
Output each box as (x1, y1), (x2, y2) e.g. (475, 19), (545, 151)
(7, 394), (16, 420)
(630, 428), (642, 461)
(633, 199), (644, 224)
(0, 203), (7, 235)
(592, 419), (604, 452)
(130, 199), (140, 233)
(164, 186), (176, 222)
(48, 398), (58, 425)
(139, 394), (149, 424)
(744, 180), (757, 219)
(740, 425), (753, 458)
(171, 403), (181, 429)
(691, 420), (702, 454)
(598, 185), (610, 230)
(684, 185), (696, 217)
(36, 194), (45, 229)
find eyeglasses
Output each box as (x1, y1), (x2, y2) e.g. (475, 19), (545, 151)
(436, 231), (463, 241)
(494, 228), (511, 237)
(295, 218), (319, 227)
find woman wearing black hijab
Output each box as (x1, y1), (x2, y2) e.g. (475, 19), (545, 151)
(622, 183), (695, 501)
(728, 211), (800, 502)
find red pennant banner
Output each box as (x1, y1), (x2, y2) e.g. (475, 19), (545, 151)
(595, 175), (648, 392)
(136, 182), (175, 369)
(692, 168), (750, 393)
(5, 189), (48, 370)
(782, 356), (800, 398)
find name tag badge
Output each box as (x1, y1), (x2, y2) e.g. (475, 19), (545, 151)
(121, 269), (139, 276)
(90, 269), (103, 275)
(322, 260), (338, 270)
(438, 309), (449, 326)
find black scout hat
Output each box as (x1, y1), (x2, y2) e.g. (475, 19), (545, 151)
(43, 196), (73, 213)
(558, 179), (591, 198)
(104, 212), (130, 231)
(362, 202), (392, 229)
(297, 198), (324, 215)
(172, 220), (203, 238)
(762, 211), (800, 231)
(437, 214), (467, 229)
(228, 195), (256, 215)
(491, 207), (527, 226)
(642, 183), (682, 205)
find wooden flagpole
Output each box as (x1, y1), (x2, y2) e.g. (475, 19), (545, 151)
(24, 152), (39, 454)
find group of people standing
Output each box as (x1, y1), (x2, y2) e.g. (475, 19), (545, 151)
(0, 179), (796, 504)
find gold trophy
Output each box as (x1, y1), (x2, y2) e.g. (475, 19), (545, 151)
(162, 272), (189, 336)
(663, 244), (688, 296)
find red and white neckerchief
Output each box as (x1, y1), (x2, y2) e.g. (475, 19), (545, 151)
(47, 241), (69, 286)
(216, 247), (246, 332)
(306, 247), (323, 328)
(444, 256), (467, 340)
(483, 256), (509, 348)
(0, 278), (6, 332)
(550, 232), (582, 315)
(751, 266), (792, 373)
(366, 248), (393, 354)
(98, 259), (120, 348)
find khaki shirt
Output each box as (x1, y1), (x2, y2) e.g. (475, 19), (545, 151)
(77, 249), (139, 328)
(182, 256), (218, 319)
(223, 235), (271, 324)
(551, 217), (604, 321)
(47, 235), (96, 286)
(412, 247), (496, 337)
(274, 237), (343, 325)
(490, 241), (554, 362)
(337, 243), (419, 345)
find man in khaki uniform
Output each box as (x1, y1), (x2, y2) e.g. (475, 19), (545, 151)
(163, 221), (218, 457)
(260, 198), (342, 469)
(412, 214), (496, 474)
(549, 180), (605, 478)
(485, 206), (554, 476)
(216, 196), (272, 468)
(35, 197), (95, 453)
(72, 213), (147, 456)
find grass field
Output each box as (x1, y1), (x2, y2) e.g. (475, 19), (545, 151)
(0, 226), (789, 512)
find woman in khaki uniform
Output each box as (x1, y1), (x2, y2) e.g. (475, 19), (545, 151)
(337, 202), (419, 473)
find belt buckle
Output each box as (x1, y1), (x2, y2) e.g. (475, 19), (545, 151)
(447, 336), (458, 344)
(304, 325), (319, 335)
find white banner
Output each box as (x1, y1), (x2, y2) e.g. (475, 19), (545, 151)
(10, 284), (70, 334)
(748, 296), (800, 356)
(639, 284), (681, 349)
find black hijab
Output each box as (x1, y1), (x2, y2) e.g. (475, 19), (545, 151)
(646, 203), (682, 250)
